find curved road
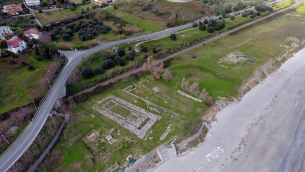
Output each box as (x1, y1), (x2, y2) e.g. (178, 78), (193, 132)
(0, 0), (288, 171)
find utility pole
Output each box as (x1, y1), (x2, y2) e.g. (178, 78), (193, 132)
(2, 135), (10, 146)
(47, 78), (51, 88)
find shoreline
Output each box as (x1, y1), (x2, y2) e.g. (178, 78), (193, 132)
(154, 47), (305, 172)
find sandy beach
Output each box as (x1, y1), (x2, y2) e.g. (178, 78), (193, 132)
(154, 48), (305, 172)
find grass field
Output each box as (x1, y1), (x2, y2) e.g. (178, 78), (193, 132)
(35, 4), (94, 25)
(38, 9), (305, 171)
(272, 0), (292, 11)
(0, 54), (54, 114)
(296, 5), (305, 13)
(105, 7), (163, 33)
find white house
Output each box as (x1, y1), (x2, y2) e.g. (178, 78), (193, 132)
(0, 26), (13, 36)
(24, 28), (42, 39)
(25, 0), (40, 6)
(7, 39), (27, 53)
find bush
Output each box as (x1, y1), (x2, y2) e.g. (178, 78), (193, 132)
(170, 33), (176, 41)
(8, 60), (16, 65)
(192, 22), (198, 27)
(125, 53), (135, 60)
(80, 35), (86, 41)
(204, 19), (208, 24)
(198, 21), (202, 25)
(257, 12), (261, 16)
(94, 67), (103, 74)
(117, 49), (125, 57)
(141, 46), (148, 53)
(38, 9), (42, 13)
(20, 61), (28, 67)
(82, 67), (94, 79)
(27, 65), (34, 71)
(199, 24), (206, 31)
(102, 59), (115, 69)
(230, 16), (235, 20)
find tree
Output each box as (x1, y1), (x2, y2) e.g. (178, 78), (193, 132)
(81, 8), (85, 14)
(115, 57), (125, 66)
(189, 82), (199, 96)
(230, 16), (235, 20)
(204, 19), (208, 24)
(35, 46), (39, 55)
(82, 67), (94, 79)
(0, 40), (7, 48)
(170, 33), (176, 41)
(198, 21), (203, 25)
(82, 0), (86, 4)
(141, 46), (148, 53)
(192, 22), (198, 27)
(162, 69), (172, 82)
(257, 12), (261, 16)
(117, 49), (125, 56)
(199, 24), (206, 31)
(181, 78), (190, 92)
(102, 59), (115, 69)
(152, 63), (164, 79)
(207, 26), (215, 33)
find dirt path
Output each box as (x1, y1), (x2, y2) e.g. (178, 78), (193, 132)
(72, 2), (300, 97)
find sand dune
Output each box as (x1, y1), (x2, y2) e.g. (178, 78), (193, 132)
(155, 48), (305, 172)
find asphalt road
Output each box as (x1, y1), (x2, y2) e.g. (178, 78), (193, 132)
(0, 0), (288, 171)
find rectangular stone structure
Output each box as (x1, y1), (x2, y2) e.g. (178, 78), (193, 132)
(92, 96), (161, 139)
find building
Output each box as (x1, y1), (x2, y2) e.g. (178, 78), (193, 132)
(25, 0), (40, 6)
(92, 0), (108, 3)
(7, 39), (27, 53)
(3, 4), (23, 15)
(24, 28), (42, 39)
(0, 26), (13, 36)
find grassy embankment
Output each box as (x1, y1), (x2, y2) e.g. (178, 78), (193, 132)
(37, 8), (305, 172)
(0, 55), (54, 114)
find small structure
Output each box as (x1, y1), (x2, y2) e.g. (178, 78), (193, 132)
(7, 39), (27, 53)
(24, 28), (42, 39)
(159, 144), (177, 162)
(3, 4), (23, 16)
(105, 134), (117, 144)
(25, 0), (40, 6)
(0, 26), (13, 36)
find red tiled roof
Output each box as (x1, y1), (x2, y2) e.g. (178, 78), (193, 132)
(7, 39), (24, 48)
(24, 28), (41, 35)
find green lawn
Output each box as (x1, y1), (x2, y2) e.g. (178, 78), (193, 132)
(105, 7), (163, 33)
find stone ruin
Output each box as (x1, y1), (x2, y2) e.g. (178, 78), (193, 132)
(92, 96), (161, 139)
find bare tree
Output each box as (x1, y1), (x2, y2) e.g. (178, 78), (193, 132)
(189, 82), (200, 96)
(39, 33), (52, 44)
(67, 69), (79, 85)
(162, 69), (173, 82)
(199, 88), (209, 100)
(152, 63), (164, 79)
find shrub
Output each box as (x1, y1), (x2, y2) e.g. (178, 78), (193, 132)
(8, 60), (16, 65)
(80, 35), (86, 41)
(198, 21), (202, 25)
(125, 53), (135, 61)
(170, 33), (177, 41)
(192, 22), (198, 27)
(117, 49), (125, 57)
(94, 67), (103, 74)
(82, 67), (94, 79)
(20, 61), (28, 67)
(102, 59), (115, 69)
(204, 19), (208, 24)
(141, 46), (148, 53)
(27, 65), (34, 71)
(199, 24), (206, 31)
(38, 9), (42, 13)
(257, 12), (261, 16)
(230, 16), (235, 20)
